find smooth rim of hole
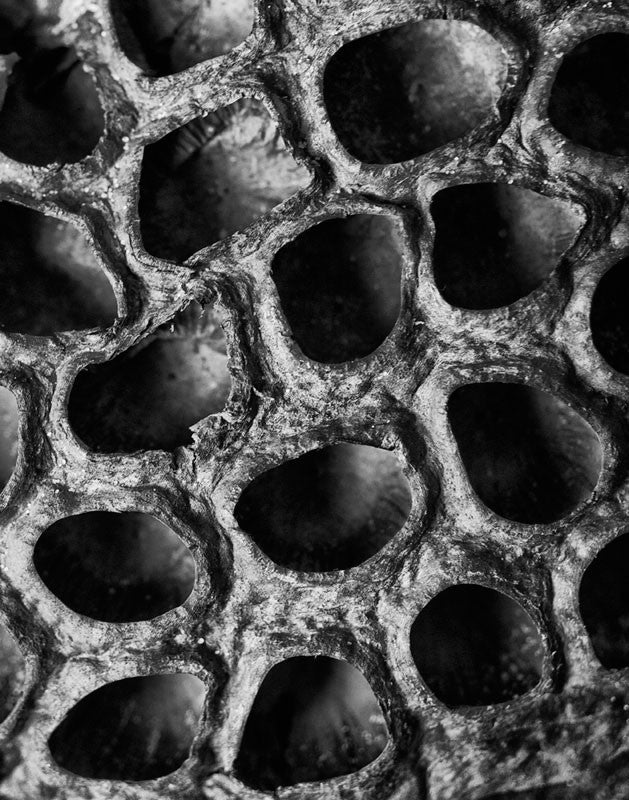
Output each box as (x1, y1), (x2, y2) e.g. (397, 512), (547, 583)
(33, 511), (196, 622)
(234, 442), (413, 572)
(590, 257), (629, 375)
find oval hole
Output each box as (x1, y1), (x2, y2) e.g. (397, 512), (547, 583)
(235, 656), (387, 789)
(272, 215), (403, 363)
(579, 532), (629, 669)
(0, 202), (116, 335)
(549, 33), (629, 156)
(0, 386), (18, 491)
(139, 99), (310, 262)
(111, 0), (254, 75)
(411, 584), (544, 706)
(234, 443), (412, 571)
(323, 20), (507, 164)
(68, 303), (230, 452)
(0, 43), (103, 165)
(431, 183), (583, 309)
(34, 511), (195, 622)
(590, 258), (629, 375)
(448, 383), (602, 523)
(48, 673), (205, 780)
(0, 619), (25, 723)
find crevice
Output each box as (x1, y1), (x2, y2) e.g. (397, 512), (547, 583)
(548, 33), (629, 156)
(68, 302), (231, 453)
(0, 202), (117, 335)
(110, 0), (254, 75)
(431, 183), (584, 309)
(48, 674), (205, 780)
(323, 20), (507, 164)
(234, 443), (412, 571)
(0, 37), (103, 165)
(579, 532), (629, 669)
(590, 258), (629, 374)
(411, 584), (544, 706)
(448, 383), (602, 523)
(33, 512), (195, 622)
(272, 214), (403, 363)
(235, 656), (387, 789)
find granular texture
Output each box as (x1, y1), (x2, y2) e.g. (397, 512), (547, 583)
(1, 0), (629, 799)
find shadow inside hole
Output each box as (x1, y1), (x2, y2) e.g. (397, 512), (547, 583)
(68, 302), (230, 453)
(579, 532), (629, 669)
(0, 387), (18, 491)
(34, 511), (195, 622)
(431, 183), (584, 309)
(272, 215), (403, 363)
(139, 98), (310, 262)
(235, 443), (412, 571)
(49, 674), (205, 780)
(548, 33), (629, 156)
(411, 584), (544, 706)
(111, 0), (253, 75)
(0, 202), (117, 335)
(0, 35), (103, 165)
(590, 258), (629, 375)
(448, 383), (601, 524)
(323, 19), (507, 164)
(0, 620), (25, 724)
(236, 656), (387, 790)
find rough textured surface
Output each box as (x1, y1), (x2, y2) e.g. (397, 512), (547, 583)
(0, 0), (629, 798)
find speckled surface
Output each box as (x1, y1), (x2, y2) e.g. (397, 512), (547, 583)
(1, 0), (629, 798)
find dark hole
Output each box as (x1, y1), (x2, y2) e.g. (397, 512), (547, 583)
(579, 532), (629, 669)
(34, 511), (195, 622)
(0, 42), (103, 166)
(431, 183), (583, 309)
(48, 674), (205, 780)
(235, 443), (412, 571)
(139, 98), (310, 262)
(411, 584), (544, 706)
(323, 20), (507, 164)
(0, 387), (18, 491)
(110, 0), (253, 75)
(0, 202), (116, 335)
(548, 33), (629, 156)
(448, 383), (601, 524)
(69, 302), (230, 453)
(590, 258), (629, 375)
(0, 620), (24, 724)
(235, 656), (387, 790)
(272, 215), (403, 363)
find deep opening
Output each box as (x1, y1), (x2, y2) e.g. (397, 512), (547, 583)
(111, 0), (254, 75)
(0, 620), (25, 724)
(234, 443), (412, 571)
(579, 532), (629, 669)
(448, 383), (602, 523)
(590, 258), (629, 375)
(139, 98), (310, 262)
(0, 32), (103, 166)
(48, 673), (205, 780)
(548, 33), (629, 156)
(411, 584), (544, 706)
(323, 20), (508, 164)
(272, 215), (403, 363)
(431, 183), (584, 309)
(0, 202), (117, 335)
(33, 511), (195, 622)
(68, 302), (230, 453)
(236, 656), (387, 790)
(0, 387), (18, 491)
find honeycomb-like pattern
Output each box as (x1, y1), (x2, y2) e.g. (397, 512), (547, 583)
(1, 1), (629, 799)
